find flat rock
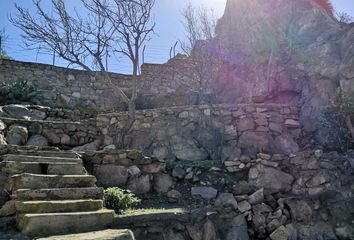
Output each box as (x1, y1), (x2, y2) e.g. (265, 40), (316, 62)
(249, 164), (294, 193)
(191, 187), (218, 200)
(38, 229), (135, 240)
(26, 135), (48, 147)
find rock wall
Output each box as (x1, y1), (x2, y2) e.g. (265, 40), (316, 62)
(0, 58), (202, 110)
(80, 148), (354, 239)
(0, 105), (98, 149)
(97, 104), (302, 160)
(0, 59), (132, 110)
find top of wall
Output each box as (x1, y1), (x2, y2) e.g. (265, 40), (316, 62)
(0, 58), (133, 78)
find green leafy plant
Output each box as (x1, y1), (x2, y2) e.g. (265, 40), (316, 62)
(0, 79), (41, 104)
(104, 187), (141, 214)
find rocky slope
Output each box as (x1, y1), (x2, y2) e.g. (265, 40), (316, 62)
(213, 0), (354, 131)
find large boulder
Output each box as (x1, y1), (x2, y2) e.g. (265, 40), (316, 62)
(127, 175), (151, 195)
(272, 134), (299, 154)
(26, 135), (48, 147)
(226, 215), (250, 240)
(93, 165), (128, 188)
(1, 105), (46, 120)
(153, 173), (174, 193)
(248, 164), (294, 193)
(238, 132), (273, 152)
(6, 125), (28, 145)
(171, 136), (208, 161)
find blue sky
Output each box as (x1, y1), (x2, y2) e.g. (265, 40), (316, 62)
(1, 0), (353, 73)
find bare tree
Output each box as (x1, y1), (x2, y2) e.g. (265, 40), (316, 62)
(336, 12), (354, 24)
(180, 3), (220, 105)
(11, 0), (155, 147)
(0, 28), (9, 58)
(94, 0), (155, 142)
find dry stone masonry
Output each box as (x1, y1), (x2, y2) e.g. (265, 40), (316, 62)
(97, 104), (302, 160)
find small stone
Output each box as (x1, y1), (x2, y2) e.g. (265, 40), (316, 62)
(185, 172), (194, 180)
(272, 154), (285, 161)
(60, 134), (71, 145)
(225, 161), (240, 167)
(191, 187), (218, 200)
(0, 200), (16, 216)
(103, 144), (116, 151)
(270, 226), (289, 240)
(238, 200), (251, 213)
(127, 165), (141, 177)
(172, 166), (186, 180)
(267, 219), (281, 233)
(335, 225), (354, 240)
(214, 193), (238, 210)
(203, 220), (217, 240)
(314, 149), (323, 158)
(127, 175), (151, 195)
(258, 153), (271, 160)
(285, 119), (300, 127)
(0, 120), (6, 131)
(141, 163), (166, 174)
(248, 188), (264, 205)
(72, 92), (81, 98)
(306, 157), (319, 169)
(153, 173), (174, 193)
(167, 189), (182, 199)
(239, 163), (246, 169)
(260, 160), (279, 168)
(187, 225), (203, 240)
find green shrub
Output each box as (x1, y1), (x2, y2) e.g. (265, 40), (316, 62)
(104, 187), (141, 214)
(0, 79), (41, 104)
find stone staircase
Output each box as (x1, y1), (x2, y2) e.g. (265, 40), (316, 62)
(1, 151), (115, 237)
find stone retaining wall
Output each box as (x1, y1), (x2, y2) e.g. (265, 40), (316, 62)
(0, 105), (98, 149)
(97, 104), (302, 160)
(80, 148), (354, 240)
(0, 58), (200, 110)
(0, 59), (132, 110)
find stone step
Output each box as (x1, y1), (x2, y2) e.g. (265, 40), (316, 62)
(16, 150), (79, 159)
(3, 154), (82, 164)
(13, 187), (104, 201)
(18, 209), (115, 236)
(16, 200), (103, 214)
(2, 161), (87, 175)
(7, 173), (96, 191)
(37, 229), (135, 240)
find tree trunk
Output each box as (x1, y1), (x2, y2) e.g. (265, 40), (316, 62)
(345, 115), (354, 139)
(117, 101), (136, 148)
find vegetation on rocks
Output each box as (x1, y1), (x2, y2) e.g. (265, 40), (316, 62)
(0, 79), (40, 104)
(104, 187), (141, 214)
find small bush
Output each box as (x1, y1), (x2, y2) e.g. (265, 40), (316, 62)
(315, 106), (349, 151)
(104, 187), (141, 214)
(0, 79), (40, 104)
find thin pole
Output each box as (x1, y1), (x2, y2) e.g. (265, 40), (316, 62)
(142, 45), (146, 64)
(52, 48), (56, 65)
(173, 41), (178, 58)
